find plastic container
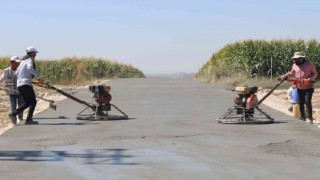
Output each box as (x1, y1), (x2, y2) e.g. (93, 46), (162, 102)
(292, 103), (300, 118)
(292, 88), (299, 103)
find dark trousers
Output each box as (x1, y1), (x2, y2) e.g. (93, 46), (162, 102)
(12, 85), (37, 121)
(297, 88), (314, 119)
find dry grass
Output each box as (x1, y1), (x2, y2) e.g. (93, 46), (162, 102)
(207, 75), (291, 90)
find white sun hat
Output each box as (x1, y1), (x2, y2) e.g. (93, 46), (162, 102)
(292, 51), (305, 59)
(26, 46), (39, 53)
(10, 56), (21, 62)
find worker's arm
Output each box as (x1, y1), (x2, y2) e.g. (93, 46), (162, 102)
(0, 71), (5, 83)
(309, 64), (318, 81)
(26, 59), (40, 78)
(277, 70), (294, 81)
(286, 66), (296, 78)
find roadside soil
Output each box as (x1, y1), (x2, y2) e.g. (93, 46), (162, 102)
(256, 88), (320, 123)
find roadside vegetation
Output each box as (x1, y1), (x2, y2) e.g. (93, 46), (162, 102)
(196, 39), (320, 89)
(0, 57), (145, 85)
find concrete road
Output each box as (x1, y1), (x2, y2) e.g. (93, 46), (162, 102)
(0, 78), (320, 179)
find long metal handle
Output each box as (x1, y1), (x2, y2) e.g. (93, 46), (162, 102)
(0, 86), (57, 110)
(258, 78), (286, 105)
(33, 82), (94, 109)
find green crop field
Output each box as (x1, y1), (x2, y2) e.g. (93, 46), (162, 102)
(0, 56), (145, 84)
(197, 39), (320, 84)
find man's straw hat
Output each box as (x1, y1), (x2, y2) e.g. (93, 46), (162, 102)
(292, 51), (305, 59)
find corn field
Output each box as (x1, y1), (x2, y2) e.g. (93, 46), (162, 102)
(0, 56), (145, 84)
(197, 39), (320, 81)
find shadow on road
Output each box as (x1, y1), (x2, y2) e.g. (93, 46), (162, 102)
(271, 121), (288, 124)
(36, 122), (100, 126)
(94, 117), (137, 122)
(0, 149), (138, 165)
(80, 117), (137, 123)
(228, 121), (288, 126)
(34, 116), (68, 120)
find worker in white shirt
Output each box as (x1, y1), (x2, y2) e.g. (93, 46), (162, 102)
(8, 47), (42, 125)
(0, 56), (25, 121)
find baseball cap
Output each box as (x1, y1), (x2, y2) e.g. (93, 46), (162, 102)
(10, 56), (21, 63)
(26, 47), (39, 53)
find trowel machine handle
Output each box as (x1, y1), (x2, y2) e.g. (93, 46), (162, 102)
(32, 81), (93, 109)
(0, 85), (57, 110)
(258, 78), (286, 105)
(287, 78), (316, 85)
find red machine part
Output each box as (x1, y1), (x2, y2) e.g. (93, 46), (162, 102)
(96, 92), (112, 104)
(246, 94), (258, 109)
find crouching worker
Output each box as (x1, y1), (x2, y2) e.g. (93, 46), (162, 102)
(8, 47), (42, 125)
(287, 86), (294, 112)
(0, 56), (25, 121)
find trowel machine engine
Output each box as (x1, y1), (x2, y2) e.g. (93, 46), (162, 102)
(89, 85), (112, 113)
(234, 86), (259, 115)
(77, 84), (128, 120)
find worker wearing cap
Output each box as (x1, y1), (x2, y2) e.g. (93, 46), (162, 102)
(278, 52), (318, 124)
(8, 47), (42, 125)
(0, 56), (25, 121)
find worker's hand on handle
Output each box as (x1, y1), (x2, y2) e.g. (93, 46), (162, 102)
(286, 78), (315, 85)
(276, 76), (282, 81)
(301, 78), (313, 85)
(36, 78), (43, 85)
(276, 75), (288, 81)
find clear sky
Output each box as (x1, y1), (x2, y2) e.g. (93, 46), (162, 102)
(1, 0), (319, 74)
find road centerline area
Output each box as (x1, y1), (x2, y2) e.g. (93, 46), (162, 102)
(1, 78), (320, 179)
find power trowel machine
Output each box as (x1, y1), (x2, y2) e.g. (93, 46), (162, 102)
(34, 82), (128, 121)
(217, 78), (286, 124)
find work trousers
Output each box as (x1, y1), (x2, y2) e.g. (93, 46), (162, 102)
(9, 94), (25, 119)
(297, 88), (314, 119)
(12, 85), (37, 121)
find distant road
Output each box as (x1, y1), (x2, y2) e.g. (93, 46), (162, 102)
(0, 78), (320, 179)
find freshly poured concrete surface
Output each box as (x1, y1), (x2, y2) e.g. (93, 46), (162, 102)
(0, 78), (320, 179)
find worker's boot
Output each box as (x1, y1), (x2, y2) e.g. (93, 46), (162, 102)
(25, 118), (39, 125)
(25, 106), (38, 125)
(18, 112), (24, 121)
(306, 118), (313, 124)
(299, 116), (306, 121)
(8, 113), (17, 125)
